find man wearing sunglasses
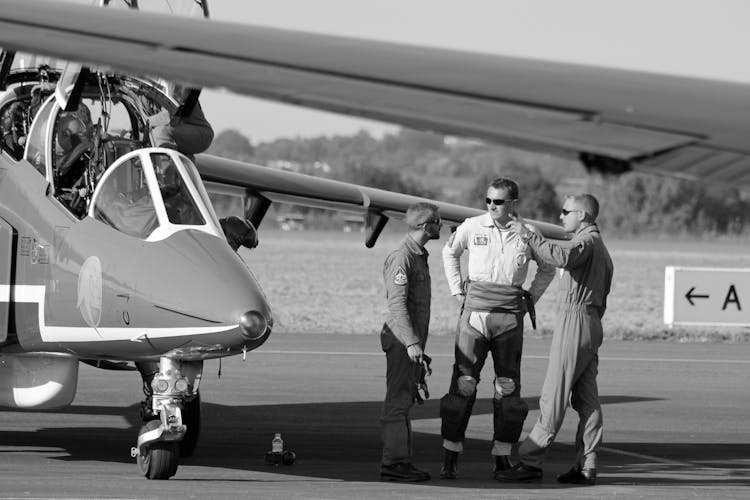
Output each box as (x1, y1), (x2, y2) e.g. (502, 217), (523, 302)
(379, 202), (442, 482)
(439, 178), (555, 480)
(497, 194), (613, 486)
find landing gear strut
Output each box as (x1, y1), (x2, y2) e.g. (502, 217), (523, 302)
(131, 357), (203, 479)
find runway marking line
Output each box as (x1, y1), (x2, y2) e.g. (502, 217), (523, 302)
(257, 349), (746, 473)
(257, 350), (750, 364)
(600, 446), (690, 467)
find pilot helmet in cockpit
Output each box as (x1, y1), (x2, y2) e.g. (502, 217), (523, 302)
(56, 104), (92, 154)
(154, 157), (181, 199)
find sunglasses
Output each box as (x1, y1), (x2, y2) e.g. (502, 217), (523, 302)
(485, 198), (515, 206)
(419, 219), (442, 226)
(560, 208), (581, 216)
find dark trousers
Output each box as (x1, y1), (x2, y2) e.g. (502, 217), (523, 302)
(380, 330), (419, 465)
(441, 310), (527, 450)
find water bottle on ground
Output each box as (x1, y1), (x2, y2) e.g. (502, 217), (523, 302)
(271, 433), (283, 453)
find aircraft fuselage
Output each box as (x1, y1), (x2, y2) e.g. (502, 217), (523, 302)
(0, 155), (272, 361)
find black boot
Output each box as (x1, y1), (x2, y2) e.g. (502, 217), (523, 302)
(493, 455), (512, 477)
(495, 462), (543, 482)
(557, 466), (596, 485)
(440, 449), (459, 479)
(380, 462), (430, 482)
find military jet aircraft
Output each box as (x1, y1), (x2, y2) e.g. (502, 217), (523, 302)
(0, 0), (569, 481)
(14, 0), (746, 483)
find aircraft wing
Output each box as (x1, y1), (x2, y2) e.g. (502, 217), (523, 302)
(196, 154), (569, 246)
(3, 0), (750, 189)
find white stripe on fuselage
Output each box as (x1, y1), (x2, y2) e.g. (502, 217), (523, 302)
(0, 284), (234, 342)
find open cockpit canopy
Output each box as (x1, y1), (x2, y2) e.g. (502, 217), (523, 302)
(1, 44), (221, 241)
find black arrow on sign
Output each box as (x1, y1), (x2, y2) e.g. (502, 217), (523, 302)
(685, 287), (710, 306)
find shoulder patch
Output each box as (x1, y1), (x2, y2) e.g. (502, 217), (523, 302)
(394, 267), (408, 285)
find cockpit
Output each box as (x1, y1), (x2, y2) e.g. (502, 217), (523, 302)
(90, 148), (221, 241)
(0, 41), (221, 242)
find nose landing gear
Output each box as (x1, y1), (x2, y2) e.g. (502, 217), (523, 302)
(132, 357), (203, 479)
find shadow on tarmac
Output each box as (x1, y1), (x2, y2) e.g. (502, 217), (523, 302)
(4, 393), (749, 487)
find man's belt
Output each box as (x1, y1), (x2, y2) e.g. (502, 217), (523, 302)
(463, 281), (536, 329)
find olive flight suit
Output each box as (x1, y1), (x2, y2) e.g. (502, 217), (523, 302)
(518, 223), (614, 471)
(380, 235), (431, 466)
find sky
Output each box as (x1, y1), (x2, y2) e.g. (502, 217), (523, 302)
(193, 0), (750, 142)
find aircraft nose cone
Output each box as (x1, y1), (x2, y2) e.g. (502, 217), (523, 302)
(137, 230), (273, 351)
(239, 310), (272, 340)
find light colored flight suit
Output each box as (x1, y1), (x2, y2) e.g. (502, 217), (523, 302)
(380, 235), (431, 466)
(518, 223), (613, 470)
(441, 213), (555, 455)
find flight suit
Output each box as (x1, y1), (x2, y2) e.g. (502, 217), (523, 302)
(441, 213), (555, 455)
(152, 95), (214, 156)
(380, 235), (431, 466)
(518, 223), (613, 471)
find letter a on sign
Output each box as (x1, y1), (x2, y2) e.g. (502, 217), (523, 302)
(722, 285), (741, 311)
(664, 267), (750, 326)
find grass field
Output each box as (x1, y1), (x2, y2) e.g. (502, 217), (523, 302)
(240, 228), (750, 342)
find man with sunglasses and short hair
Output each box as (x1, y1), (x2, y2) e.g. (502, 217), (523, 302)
(496, 194), (613, 486)
(379, 202), (442, 482)
(439, 178), (555, 480)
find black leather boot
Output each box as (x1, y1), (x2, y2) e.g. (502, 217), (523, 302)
(493, 455), (512, 476)
(440, 449), (459, 479)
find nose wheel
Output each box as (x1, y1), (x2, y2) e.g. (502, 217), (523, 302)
(137, 437), (180, 480)
(133, 357), (203, 480)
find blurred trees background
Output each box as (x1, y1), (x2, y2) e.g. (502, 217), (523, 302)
(207, 128), (750, 237)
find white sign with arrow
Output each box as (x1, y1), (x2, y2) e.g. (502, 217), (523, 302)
(664, 266), (750, 326)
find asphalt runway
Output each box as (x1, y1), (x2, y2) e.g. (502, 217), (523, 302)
(1, 334), (749, 499)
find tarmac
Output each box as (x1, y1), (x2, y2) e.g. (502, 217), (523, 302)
(1, 333), (749, 499)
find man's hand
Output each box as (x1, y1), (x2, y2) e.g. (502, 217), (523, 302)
(506, 213), (531, 239)
(406, 343), (424, 364)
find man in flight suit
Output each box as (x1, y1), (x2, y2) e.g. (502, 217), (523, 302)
(150, 84), (214, 158)
(439, 178), (555, 480)
(497, 194), (613, 485)
(379, 202), (442, 482)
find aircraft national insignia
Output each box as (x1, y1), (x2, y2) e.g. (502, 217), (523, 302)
(394, 267), (408, 285)
(77, 256), (103, 329)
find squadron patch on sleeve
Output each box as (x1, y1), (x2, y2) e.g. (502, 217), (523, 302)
(394, 267), (408, 285)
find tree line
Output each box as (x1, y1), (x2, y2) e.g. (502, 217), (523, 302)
(207, 128), (750, 236)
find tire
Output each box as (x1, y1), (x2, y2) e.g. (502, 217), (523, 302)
(179, 392), (201, 458)
(138, 441), (179, 480)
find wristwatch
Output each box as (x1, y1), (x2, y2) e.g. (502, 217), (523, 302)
(520, 229), (533, 242)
